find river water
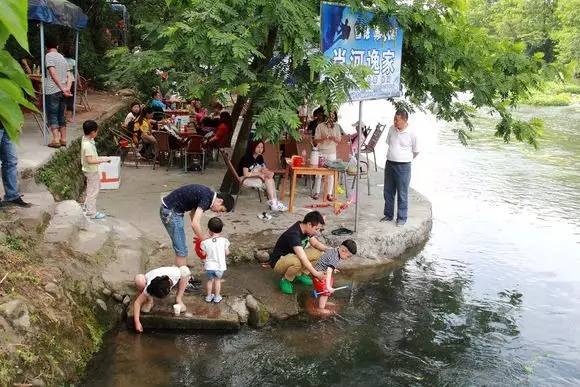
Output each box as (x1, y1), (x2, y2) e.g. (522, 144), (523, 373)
(83, 103), (580, 386)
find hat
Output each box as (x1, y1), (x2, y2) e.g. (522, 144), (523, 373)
(351, 120), (366, 128)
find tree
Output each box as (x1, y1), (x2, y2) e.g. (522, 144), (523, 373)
(107, 0), (545, 189)
(552, 0), (580, 76)
(0, 0), (36, 142)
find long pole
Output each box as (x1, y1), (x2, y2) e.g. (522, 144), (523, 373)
(72, 30), (79, 126)
(40, 22), (48, 145)
(354, 100), (363, 232)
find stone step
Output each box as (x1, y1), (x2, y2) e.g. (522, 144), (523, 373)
(127, 296), (241, 331)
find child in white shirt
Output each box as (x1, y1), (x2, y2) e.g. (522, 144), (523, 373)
(202, 217), (230, 303)
(133, 265), (191, 333)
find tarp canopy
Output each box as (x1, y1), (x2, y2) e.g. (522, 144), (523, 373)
(28, 0), (88, 30)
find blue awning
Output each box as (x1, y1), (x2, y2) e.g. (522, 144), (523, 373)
(28, 0), (88, 30)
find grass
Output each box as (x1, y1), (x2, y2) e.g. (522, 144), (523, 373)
(35, 110), (125, 201)
(0, 225), (107, 386)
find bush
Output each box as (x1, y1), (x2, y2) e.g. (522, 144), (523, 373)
(36, 111), (125, 201)
(523, 93), (572, 106)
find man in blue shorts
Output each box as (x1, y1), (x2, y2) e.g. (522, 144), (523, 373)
(160, 184), (234, 268)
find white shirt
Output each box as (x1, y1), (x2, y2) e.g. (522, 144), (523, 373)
(123, 112), (137, 127)
(315, 122), (342, 154)
(45, 51), (68, 95)
(143, 266), (181, 296)
(202, 236), (230, 271)
(386, 125), (419, 162)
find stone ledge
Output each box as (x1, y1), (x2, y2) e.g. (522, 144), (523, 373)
(127, 296), (240, 331)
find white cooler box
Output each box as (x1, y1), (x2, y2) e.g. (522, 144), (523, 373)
(98, 156), (121, 190)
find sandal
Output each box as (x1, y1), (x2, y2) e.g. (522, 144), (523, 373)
(331, 227), (353, 236)
(311, 193), (320, 200)
(47, 142), (61, 148)
(326, 194), (335, 201)
(60, 140), (67, 147)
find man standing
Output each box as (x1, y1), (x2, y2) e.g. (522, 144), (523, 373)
(270, 211), (327, 294)
(0, 123), (31, 208)
(45, 36), (72, 148)
(160, 184), (234, 268)
(381, 110), (419, 226)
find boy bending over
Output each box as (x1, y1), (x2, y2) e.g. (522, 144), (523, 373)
(133, 266), (190, 333)
(313, 239), (357, 311)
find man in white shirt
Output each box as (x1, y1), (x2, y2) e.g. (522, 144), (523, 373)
(381, 110), (419, 226)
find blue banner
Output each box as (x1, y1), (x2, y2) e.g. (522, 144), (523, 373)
(321, 2), (403, 101)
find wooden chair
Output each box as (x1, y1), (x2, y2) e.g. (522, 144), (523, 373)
(109, 126), (140, 168)
(76, 76), (91, 112)
(152, 130), (178, 170)
(262, 142), (288, 190)
(184, 135), (205, 173)
(360, 123), (386, 171)
(219, 149), (265, 211)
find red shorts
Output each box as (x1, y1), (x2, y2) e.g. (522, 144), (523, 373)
(313, 274), (334, 296)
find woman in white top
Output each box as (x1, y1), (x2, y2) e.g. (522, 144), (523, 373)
(122, 102), (142, 130)
(313, 111), (342, 200)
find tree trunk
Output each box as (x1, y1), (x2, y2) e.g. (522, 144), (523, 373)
(219, 99), (255, 193)
(219, 27), (279, 192)
(230, 96), (248, 128)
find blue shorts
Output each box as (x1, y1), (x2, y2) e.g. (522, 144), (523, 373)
(159, 205), (187, 257)
(46, 92), (66, 127)
(206, 270), (224, 280)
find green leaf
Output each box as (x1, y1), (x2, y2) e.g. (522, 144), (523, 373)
(0, 0), (28, 50)
(0, 89), (25, 142)
(0, 50), (34, 95)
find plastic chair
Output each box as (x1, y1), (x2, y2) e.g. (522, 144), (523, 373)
(152, 130), (178, 170)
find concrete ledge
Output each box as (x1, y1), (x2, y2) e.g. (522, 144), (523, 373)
(127, 297), (241, 331)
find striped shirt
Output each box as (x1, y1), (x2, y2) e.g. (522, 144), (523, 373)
(314, 248), (340, 271)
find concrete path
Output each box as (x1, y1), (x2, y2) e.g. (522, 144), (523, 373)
(8, 91), (126, 176)
(98, 160), (432, 266)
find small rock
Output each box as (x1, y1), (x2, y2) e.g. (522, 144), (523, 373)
(245, 295), (258, 311)
(44, 282), (60, 296)
(122, 295), (131, 306)
(228, 297), (249, 324)
(102, 288), (112, 296)
(0, 299), (30, 330)
(246, 295), (269, 328)
(254, 250), (270, 263)
(96, 299), (107, 311)
(112, 293), (123, 302)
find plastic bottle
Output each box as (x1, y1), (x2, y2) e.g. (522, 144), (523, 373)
(302, 147), (320, 167)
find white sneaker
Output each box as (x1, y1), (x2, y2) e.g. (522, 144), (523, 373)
(213, 295), (223, 303)
(205, 294), (214, 303)
(275, 202), (288, 212)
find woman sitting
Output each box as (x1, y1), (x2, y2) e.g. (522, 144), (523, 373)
(204, 111), (232, 148)
(122, 102), (141, 132)
(239, 141), (288, 212)
(191, 99), (207, 126)
(133, 107), (158, 159)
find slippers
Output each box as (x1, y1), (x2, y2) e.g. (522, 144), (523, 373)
(331, 227), (353, 236)
(257, 212), (272, 221)
(47, 142), (61, 148)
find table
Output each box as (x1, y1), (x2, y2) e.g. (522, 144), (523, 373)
(282, 159), (339, 213)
